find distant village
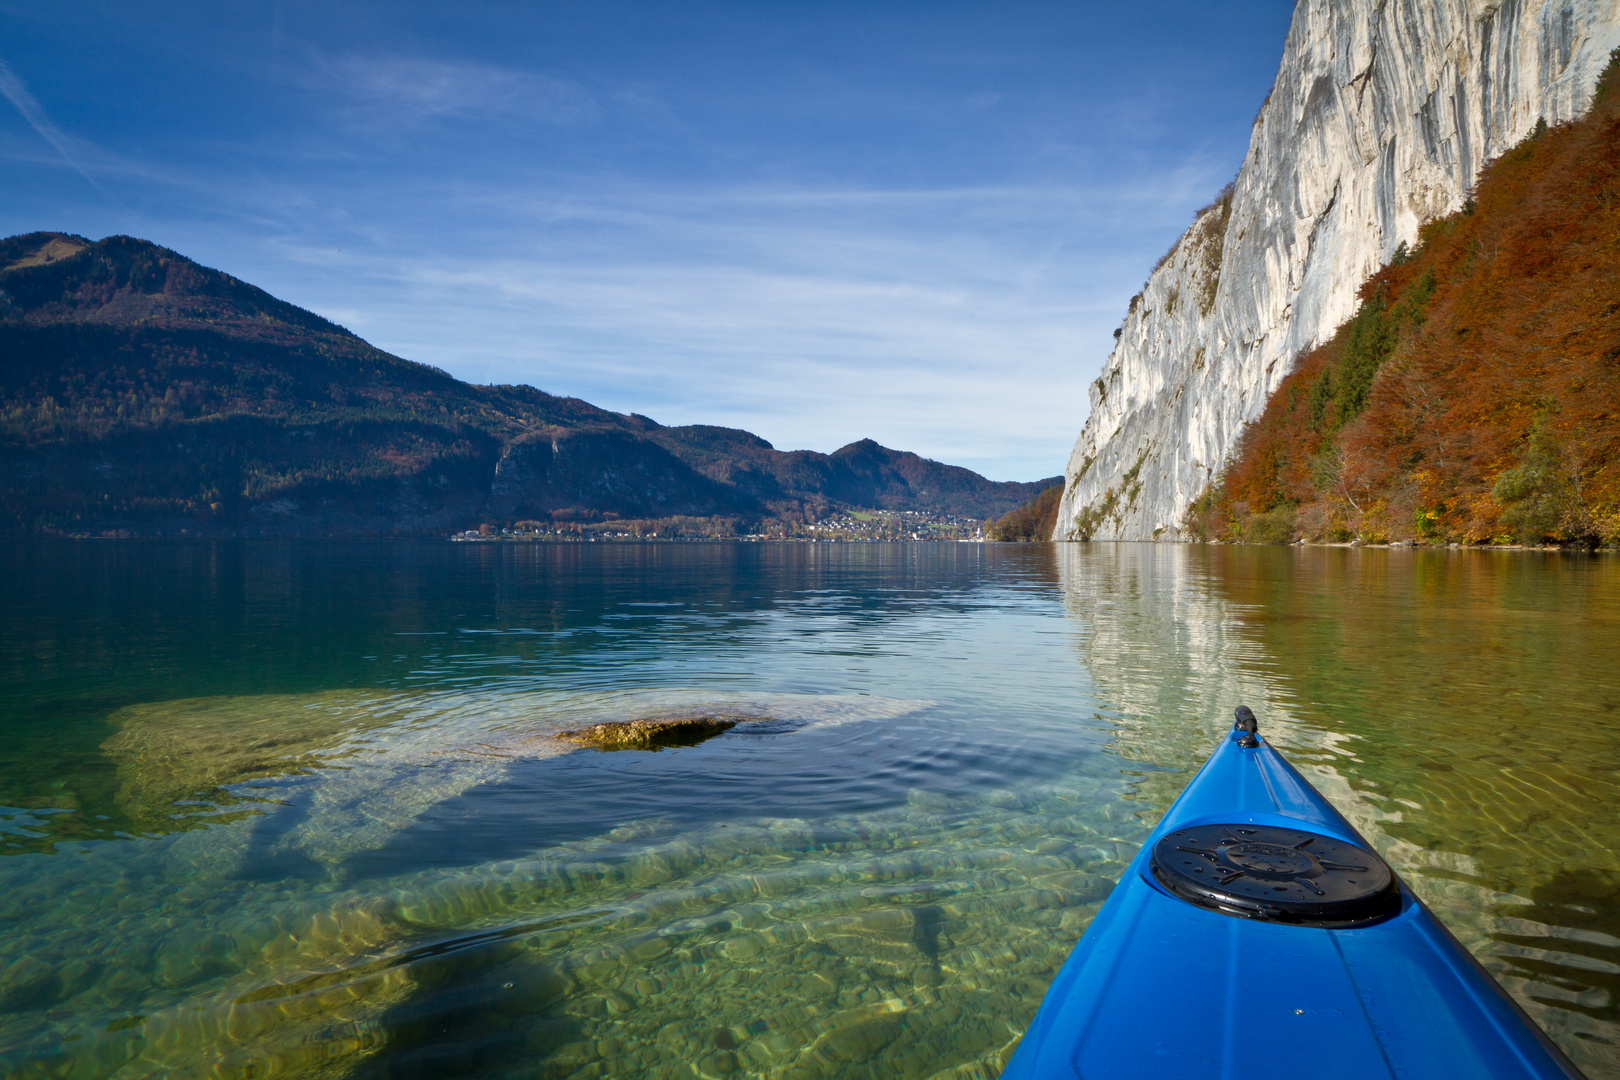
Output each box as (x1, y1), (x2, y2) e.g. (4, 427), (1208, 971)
(451, 508), (987, 543)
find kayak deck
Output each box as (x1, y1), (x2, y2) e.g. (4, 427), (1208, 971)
(1000, 713), (1584, 1080)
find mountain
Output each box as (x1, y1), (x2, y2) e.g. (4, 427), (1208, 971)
(986, 481), (1065, 542)
(1053, 0), (1620, 541)
(1186, 57), (1620, 547)
(0, 233), (1056, 536)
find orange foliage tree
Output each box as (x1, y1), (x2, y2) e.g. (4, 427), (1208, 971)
(1187, 51), (1620, 546)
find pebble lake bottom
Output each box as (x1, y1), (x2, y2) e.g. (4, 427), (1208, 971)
(0, 541), (1616, 1079)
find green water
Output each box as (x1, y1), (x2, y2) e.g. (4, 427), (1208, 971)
(0, 542), (1615, 1079)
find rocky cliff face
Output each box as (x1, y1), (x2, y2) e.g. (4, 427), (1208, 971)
(1055, 0), (1620, 541)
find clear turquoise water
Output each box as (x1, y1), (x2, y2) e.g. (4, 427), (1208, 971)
(0, 542), (1615, 1079)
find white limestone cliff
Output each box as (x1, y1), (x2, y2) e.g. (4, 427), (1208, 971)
(1054, 0), (1620, 541)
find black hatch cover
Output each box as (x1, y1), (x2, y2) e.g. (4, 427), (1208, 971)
(1150, 824), (1402, 928)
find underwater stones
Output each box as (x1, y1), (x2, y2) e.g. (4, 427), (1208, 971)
(804, 824), (858, 849)
(756, 1027), (802, 1057)
(554, 715), (764, 751)
(625, 936), (672, 963)
(0, 953), (58, 1010)
(1046, 814), (1103, 837)
(544, 1039), (600, 1074)
(603, 817), (680, 844)
(1059, 905), (1102, 932)
(907, 791), (964, 814)
(696, 835), (750, 867)
(800, 969), (840, 998)
(703, 1049), (741, 1075)
(570, 958), (622, 987)
(719, 934), (762, 962)
(1023, 890), (1063, 912)
(0, 726), (1147, 1080)
(100, 691), (407, 831)
(153, 932), (238, 988)
(490, 967), (572, 1017)
(54, 955), (104, 1000)
(849, 907), (916, 937)
(982, 790), (1032, 810)
(920, 1041), (1018, 1080)
(807, 1006), (905, 1065)
(1038, 871), (1112, 904)
(623, 839), (707, 885)
(87, 963), (150, 1004)
(642, 1063), (701, 1080)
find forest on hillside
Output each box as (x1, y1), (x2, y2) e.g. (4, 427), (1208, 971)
(0, 234), (1053, 535)
(987, 481), (1064, 541)
(1185, 50), (1620, 547)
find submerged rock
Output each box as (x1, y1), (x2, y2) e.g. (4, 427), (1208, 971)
(554, 715), (765, 751)
(100, 691), (410, 830)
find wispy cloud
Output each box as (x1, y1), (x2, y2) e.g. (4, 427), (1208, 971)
(298, 52), (595, 126)
(0, 57), (110, 195)
(5, 115), (1230, 476)
(244, 175), (1212, 478)
(0, 0), (1293, 479)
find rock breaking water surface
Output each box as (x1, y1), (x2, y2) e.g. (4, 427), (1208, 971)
(0, 542), (1616, 1079)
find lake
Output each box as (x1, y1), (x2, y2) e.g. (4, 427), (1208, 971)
(1, 541), (1616, 1079)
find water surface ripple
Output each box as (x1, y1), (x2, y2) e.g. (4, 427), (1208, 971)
(0, 542), (1615, 1078)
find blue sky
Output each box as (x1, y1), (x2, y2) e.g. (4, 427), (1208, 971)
(0, 1), (1294, 481)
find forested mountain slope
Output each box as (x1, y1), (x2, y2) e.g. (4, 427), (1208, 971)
(1186, 54), (1620, 547)
(0, 233), (1053, 536)
(1053, 0), (1620, 541)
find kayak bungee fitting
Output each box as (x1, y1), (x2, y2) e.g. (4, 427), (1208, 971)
(1000, 706), (1585, 1080)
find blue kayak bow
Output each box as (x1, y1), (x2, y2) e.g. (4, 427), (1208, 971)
(1001, 707), (1585, 1080)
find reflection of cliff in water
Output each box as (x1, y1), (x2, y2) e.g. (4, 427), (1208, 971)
(1197, 546), (1620, 1073)
(1060, 543), (1620, 1075)
(1197, 547), (1620, 895)
(1053, 543), (1350, 815)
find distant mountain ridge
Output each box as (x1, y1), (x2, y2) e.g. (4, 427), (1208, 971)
(0, 232), (1055, 536)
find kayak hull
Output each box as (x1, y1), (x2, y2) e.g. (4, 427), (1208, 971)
(1000, 725), (1584, 1080)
